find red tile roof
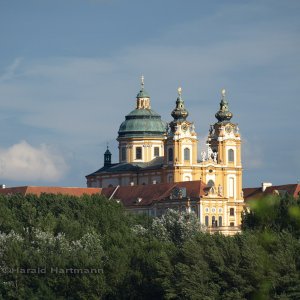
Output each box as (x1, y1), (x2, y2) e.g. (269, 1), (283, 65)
(101, 180), (206, 207)
(0, 186), (101, 197)
(243, 184), (300, 201)
(264, 184), (300, 198)
(243, 187), (263, 200)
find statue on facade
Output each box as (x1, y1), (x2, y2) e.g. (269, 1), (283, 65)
(201, 151), (206, 162)
(207, 146), (213, 160)
(213, 151), (218, 162)
(218, 184), (223, 196)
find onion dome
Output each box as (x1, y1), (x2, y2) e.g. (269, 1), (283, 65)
(171, 87), (189, 121)
(215, 89), (233, 123)
(118, 76), (166, 139)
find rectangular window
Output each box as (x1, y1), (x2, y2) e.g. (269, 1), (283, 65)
(136, 147), (142, 160)
(205, 216), (209, 226)
(218, 216), (222, 227)
(229, 177), (234, 198)
(168, 148), (173, 162)
(230, 222), (235, 227)
(154, 147), (159, 157)
(230, 208), (235, 216)
(121, 147), (126, 161)
(184, 147), (190, 161)
(228, 149), (234, 162)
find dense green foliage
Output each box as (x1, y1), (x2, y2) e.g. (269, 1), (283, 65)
(0, 192), (300, 299)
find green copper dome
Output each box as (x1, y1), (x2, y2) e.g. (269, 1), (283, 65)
(118, 108), (167, 138)
(118, 76), (167, 139)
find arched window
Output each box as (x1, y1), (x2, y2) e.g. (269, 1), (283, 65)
(207, 180), (215, 187)
(228, 149), (234, 162)
(184, 148), (190, 161)
(184, 175), (191, 181)
(212, 216), (216, 227)
(168, 148), (173, 162)
(192, 206), (197, 214)
(205, 216), (209, 226)
(218, 216), (222, 227)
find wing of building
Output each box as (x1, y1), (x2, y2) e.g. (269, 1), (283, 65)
(86, 78), (245, 234)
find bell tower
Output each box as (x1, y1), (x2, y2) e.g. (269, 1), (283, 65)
(206, 89), (243, 201)
(164, 87), (198, 183)
(104, 146), (112, 166)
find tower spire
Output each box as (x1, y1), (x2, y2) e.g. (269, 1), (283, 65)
(215, 88), (233, 122)
(171, 86), (189, 121)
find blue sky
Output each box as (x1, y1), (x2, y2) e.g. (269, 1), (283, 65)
(0, 0), (299, 187)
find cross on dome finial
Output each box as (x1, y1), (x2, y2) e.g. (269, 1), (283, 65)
(178, 86), (182, 96)
(141, 75), (144, 88)
(215, 88), (233, 122)
(221, 88), (226, 98)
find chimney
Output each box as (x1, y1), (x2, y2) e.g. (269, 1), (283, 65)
(262, 182), (272, 192)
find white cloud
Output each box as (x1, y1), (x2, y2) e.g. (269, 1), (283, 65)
(0, 141), (68, 182)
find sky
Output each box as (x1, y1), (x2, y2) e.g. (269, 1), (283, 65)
(0, 0), (299, 188)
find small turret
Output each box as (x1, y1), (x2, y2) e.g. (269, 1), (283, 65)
(104, 146), (112, 166)
(136, 75), (151, 109)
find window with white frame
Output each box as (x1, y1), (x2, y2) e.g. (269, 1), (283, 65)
(136, 147), (142, 160)
(184, 147), (190, 161)
(228, 149), (234, 162)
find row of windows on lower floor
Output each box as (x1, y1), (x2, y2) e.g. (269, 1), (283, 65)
(150, 211), (235, 228)
(155, 206), (197, 217)
(205, 215), (235, 227)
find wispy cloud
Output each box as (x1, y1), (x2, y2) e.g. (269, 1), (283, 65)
(0, 141), (68, 182)
(0, 57), (23, 82)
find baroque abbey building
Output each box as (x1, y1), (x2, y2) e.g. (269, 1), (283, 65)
(86, 77), (245, 234)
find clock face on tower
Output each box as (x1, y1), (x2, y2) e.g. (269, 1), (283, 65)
(182, 123), (188, 132)
(225, 125), (232, 134)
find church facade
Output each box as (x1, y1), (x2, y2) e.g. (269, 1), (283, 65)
(86, 77), (245, 233)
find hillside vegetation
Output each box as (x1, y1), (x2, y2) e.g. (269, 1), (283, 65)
(0, 193), (300, 299)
